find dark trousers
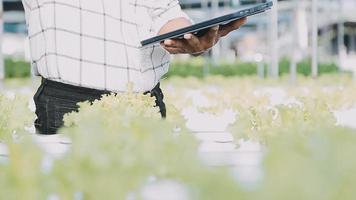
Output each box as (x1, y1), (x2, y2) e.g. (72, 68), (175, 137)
(34, 79), (166, 135)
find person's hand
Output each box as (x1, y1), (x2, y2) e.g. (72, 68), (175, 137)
(160, 17), (247, 55)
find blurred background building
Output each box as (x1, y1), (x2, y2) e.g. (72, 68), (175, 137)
(0, 0), (356, 79)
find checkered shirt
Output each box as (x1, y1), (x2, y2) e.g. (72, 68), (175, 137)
(22, 0), (190, 92)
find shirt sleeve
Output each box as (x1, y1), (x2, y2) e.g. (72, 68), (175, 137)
(21, 0), (32, 25)
(149, 0), (192, 35)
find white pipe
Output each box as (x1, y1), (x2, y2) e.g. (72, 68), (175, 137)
(311, 0), (318, 78)
(350, 30), (355, 54)
(0, 0), (4, 80)
(269, 0), (279, 78)
(337, 0), (345, 58)
(290, 0), (299, 83)
(211, 0), (220, 65)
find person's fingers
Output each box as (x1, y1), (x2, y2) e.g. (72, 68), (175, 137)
(207, 25), (220, 38)
(164, 39), (177, 47)
(162, 25), (220, 54)
(201, 25), (219, 49)
(163, 39), (185, 49)
(160, 44), (185, 54)
(184, 33), (201, 52)
(226, 17), (247, 30)
(163, 39), (173, 46)
(219, 17), (247, 37)
(232, 17), (247, 28)
(221, 17), (247, 33)
(160, 18), (246, 54)
(164, 47), (183, 54)
(183, 33), (193, 40)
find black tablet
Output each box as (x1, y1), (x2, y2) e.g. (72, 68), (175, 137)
(140, 1), (273, 47)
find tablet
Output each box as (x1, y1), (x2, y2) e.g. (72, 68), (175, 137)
(140, 1), (273, 47)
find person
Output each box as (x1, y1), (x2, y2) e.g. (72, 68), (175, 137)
(21, 0), (247, 135)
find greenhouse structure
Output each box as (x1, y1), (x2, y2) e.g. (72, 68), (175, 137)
(1, 0), (356, 199)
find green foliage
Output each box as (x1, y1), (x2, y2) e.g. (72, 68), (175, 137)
(255, 126), (356, 200)
(2, 57), (340, 79)
(0, 138), (49, 200)
(167, 58), (258, 78)
(278, 58), (339, 76)
(229, 98), (337, 143)
(0, 95), (35, 142)
(50, 92), (245, 200)
(4, 58), (31, 78)
(1, 76), (356, 199)
(167, 57), (339, 78)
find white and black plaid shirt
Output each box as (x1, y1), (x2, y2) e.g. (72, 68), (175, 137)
(22, 0), (190, 92)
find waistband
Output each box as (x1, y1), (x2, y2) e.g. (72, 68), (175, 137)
(41, 78), (161, 96)
(42, 79), (111, 96)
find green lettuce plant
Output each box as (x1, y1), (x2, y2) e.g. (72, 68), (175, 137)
(0, 95), (35, 142)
